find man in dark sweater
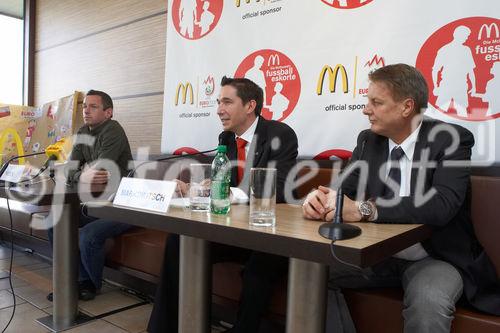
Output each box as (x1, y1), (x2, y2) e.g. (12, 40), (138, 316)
(66, 91), (132, 184)
(47, 90), (134, 301)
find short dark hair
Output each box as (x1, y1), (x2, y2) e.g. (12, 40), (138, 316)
(86, 89), (113, 111)
(368, 64), (428, 113)
(220, 76), (263, 116)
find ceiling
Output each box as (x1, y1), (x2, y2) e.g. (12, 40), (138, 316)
(0, 0), (23, 19)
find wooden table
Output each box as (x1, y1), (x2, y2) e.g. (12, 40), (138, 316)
(88, 202), (431, 333)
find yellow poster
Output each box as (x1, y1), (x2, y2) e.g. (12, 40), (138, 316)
(0, 92), (83, 168)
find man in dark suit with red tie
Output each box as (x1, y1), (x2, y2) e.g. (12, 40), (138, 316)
(303, 64), (499, 333)
(148, 76), (298, 333)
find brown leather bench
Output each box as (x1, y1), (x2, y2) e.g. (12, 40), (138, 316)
(106, 169), (500, 331)
(0, 198), (51, 240)
(343, 175), (500, 333)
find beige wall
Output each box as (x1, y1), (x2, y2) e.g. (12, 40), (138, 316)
(34, 0), (168, 154)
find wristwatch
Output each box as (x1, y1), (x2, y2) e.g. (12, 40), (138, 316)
(358, 201), (374, 221)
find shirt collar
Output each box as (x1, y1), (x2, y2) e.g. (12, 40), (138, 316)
(388, 121), (422, 161)
(87, 119), (111, 135)
(237, 117), (258, 144)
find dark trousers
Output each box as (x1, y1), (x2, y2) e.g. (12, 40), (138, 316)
(147, 234), (288, 333)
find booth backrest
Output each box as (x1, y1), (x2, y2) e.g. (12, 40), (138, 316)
(471, 175), (500, 276)
(131, 159), (192, 182)
(296, 167), (337, 199)
(297, 168), (500, 276)
(106, 166), (500, 283)
(296, 172), (500, 276)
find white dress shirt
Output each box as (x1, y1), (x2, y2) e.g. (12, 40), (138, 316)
(236, 117), (258, 156)
(230, 117), (259, 204)
(387, 123), (429, 261)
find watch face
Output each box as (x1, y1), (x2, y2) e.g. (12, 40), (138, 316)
(359, 202), (372, 216)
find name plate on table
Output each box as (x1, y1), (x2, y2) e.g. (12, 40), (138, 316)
(0, 164), (26, 183)
(113, 178), (176, 213)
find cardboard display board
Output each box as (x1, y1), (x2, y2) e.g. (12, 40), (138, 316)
(0, 92), (83, 168)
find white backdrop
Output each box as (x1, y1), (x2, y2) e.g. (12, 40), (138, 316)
(161, 0), (499, 165)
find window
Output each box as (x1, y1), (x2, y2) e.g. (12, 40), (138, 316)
(0, 1), (24, 105)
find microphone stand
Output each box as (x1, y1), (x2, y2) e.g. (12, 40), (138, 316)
(0, 151), (47, 179)
(128, 148), (218, 177)
(318, 188), (362, 241)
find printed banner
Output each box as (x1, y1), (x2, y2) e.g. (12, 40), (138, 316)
(161, 0), (499, 165)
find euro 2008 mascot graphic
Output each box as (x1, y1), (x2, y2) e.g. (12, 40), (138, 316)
(171, 0), (223, 40)
(416, 17), (500, 121)
(234, 50), (301, 122)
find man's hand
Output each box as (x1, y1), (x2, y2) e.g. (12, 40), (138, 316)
(324, 195), (363, 222)
(302, 185), (336, 220)
(174, 179), (190, 197)
(79, 167), (109, 184)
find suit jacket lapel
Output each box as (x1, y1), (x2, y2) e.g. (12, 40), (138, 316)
(235, 117), (267, 191)
(250, 117), (267, 168)
(410, 120), (431, 195)
(368, 134), (389, 198)
(367, 121), (432, 197)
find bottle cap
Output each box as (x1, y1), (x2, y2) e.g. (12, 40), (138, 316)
(217, 145), (227, 153)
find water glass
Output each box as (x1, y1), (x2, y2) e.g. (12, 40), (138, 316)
(249, 168), (276, 227)
(189, 164), (211, 211)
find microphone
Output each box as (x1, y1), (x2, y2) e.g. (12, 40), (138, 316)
(0, 151), (47, 179)
(318, 187), (362, 241)
(38, 138), (70, 173)
(218, 131), (232, 146)
(359, 137), (367, 160)
(332, 187), (344, 224)
(127, 132), (233, 178)
(38, 138), (71, 174)
(0, 138), (70, 182)
(37, 154), (58, 175)
(44, 138), (70, 161)
(128, 147), (218, 178)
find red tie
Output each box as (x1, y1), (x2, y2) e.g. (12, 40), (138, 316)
(236, 137), (247, 184)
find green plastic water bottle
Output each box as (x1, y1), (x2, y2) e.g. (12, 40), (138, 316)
(210, 145), (231, 214)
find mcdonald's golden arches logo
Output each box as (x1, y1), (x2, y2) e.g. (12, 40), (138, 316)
(316, 64), (349, 96)
(235, 0), (261, 7)
(267, 54), (280, 66)
(174, 82), (194, 106)
(0, 128), (25, 165)
(478, 23), (499, 39)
